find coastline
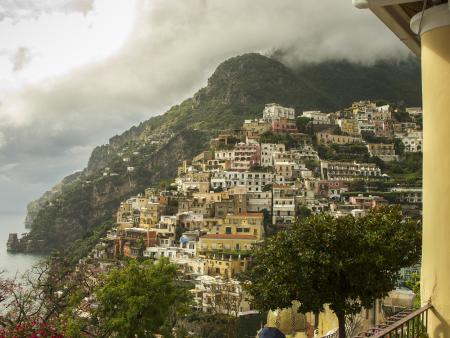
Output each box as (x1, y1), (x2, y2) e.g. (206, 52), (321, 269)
(0, 213), (44, 278)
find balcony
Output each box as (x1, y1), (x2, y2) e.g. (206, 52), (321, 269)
(354, 304), (432, 338)
(318, 304), (432, 338)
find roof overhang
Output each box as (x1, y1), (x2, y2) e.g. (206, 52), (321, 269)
(353, 0), (449, 57)
(370, 3), (421, 56)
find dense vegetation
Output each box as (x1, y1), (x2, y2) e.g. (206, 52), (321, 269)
(380, 153), (423, 185)
(317, 143), (372, 162)
(289, 57), (421, 111)
(246, 206), (422, 338)
(93, 259), (189, 337)
(24, 53), (421, 254)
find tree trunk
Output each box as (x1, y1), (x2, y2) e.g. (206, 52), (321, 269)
(337, 312), (346, 338)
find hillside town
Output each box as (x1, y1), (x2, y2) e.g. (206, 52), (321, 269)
(77, 101), (423, 334)
(4, 0), (449, 336)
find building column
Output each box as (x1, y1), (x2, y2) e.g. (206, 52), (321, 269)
(411, 4), (450, 337)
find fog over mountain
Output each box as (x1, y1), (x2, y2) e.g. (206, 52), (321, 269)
(0, 0), (413, 213)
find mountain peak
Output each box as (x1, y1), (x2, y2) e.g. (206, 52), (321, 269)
(194, 53), (299, 109)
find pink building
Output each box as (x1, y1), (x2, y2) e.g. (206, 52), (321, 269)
(316, 180), (348, 198)
(231, 143), (261, 171)
(271, 118), (297, 134)
(348, 194), (387, 209)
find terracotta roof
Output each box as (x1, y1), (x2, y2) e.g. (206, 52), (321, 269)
(201, 234), (257, 240)
(232, 212), (264, 218)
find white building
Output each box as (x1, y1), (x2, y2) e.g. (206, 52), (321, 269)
(247, 191), (272, 212)
(274, 161), (304, 181)
(191, 275), (254, 316)
(296, 196), (329, 214)
(211, 171), (275, 193)
(144, 247), (207, 277)
(179, 230), (201, 257)
(391, 187), (422, 204)
(321, 161), (382, 180)
(144, 246), (180, 260)
(263, 103), (295, 122)
(260, 143), (285, 167)
(402, 131), (423, 152)
(214, 150), (235, 161)
(358, 121), (376, 133)
(175, 173), (210, 193)
(231, 142), (260, 171)
(302, 111), (330, 124)
(374, 104), (392, 120)
(272, 185), (296, 225)
(294, 146), (320, 161)
(272, 147), (319, 165)
(406, 107), (423, 119)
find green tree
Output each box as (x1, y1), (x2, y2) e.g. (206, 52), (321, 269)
(405, 272), (421, 309)
(262, 209), (275, 237)
(296, 206), (312, 218)
(348, 179), (366, 192)
(259, 132), (296, 149)
(393, 110), (412, 123)
(94, 259), (190, 337)
(245, 206), (421, 338)
(296, 117), (312, 134)
(304, 159), (320, 174)
(394, 138), (405, 156)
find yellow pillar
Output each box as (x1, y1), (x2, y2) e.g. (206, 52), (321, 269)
(412, 4), (450, 337)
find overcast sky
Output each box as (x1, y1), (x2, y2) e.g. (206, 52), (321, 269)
(0, 0), (411, 214)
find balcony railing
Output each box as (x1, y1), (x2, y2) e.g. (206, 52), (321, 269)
(355, 304), (432, 338)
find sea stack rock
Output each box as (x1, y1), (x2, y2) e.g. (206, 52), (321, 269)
(7, 233), (21, 252)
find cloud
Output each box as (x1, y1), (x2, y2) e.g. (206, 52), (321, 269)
(0, 132), (5, 148)
(10, 47), (32, 72)
(0, 0), (413, 212)
(0, 0), (94, 22)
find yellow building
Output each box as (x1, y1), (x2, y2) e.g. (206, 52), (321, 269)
(212, 213), (265, 240)
(198, 234), (258, 252)
(339, 118), (360, 136)
(139, 202), (163, 229)
(116, 201), (133, 227)
(192, 191), (230, 204)
(242, 119), (272, 139)
(175, 172), (211, 193)
(315, 132), (362, 145)
(203, 252), (251, 278)
(367, 143), (398, 161)
(177, 160), (189, 176)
